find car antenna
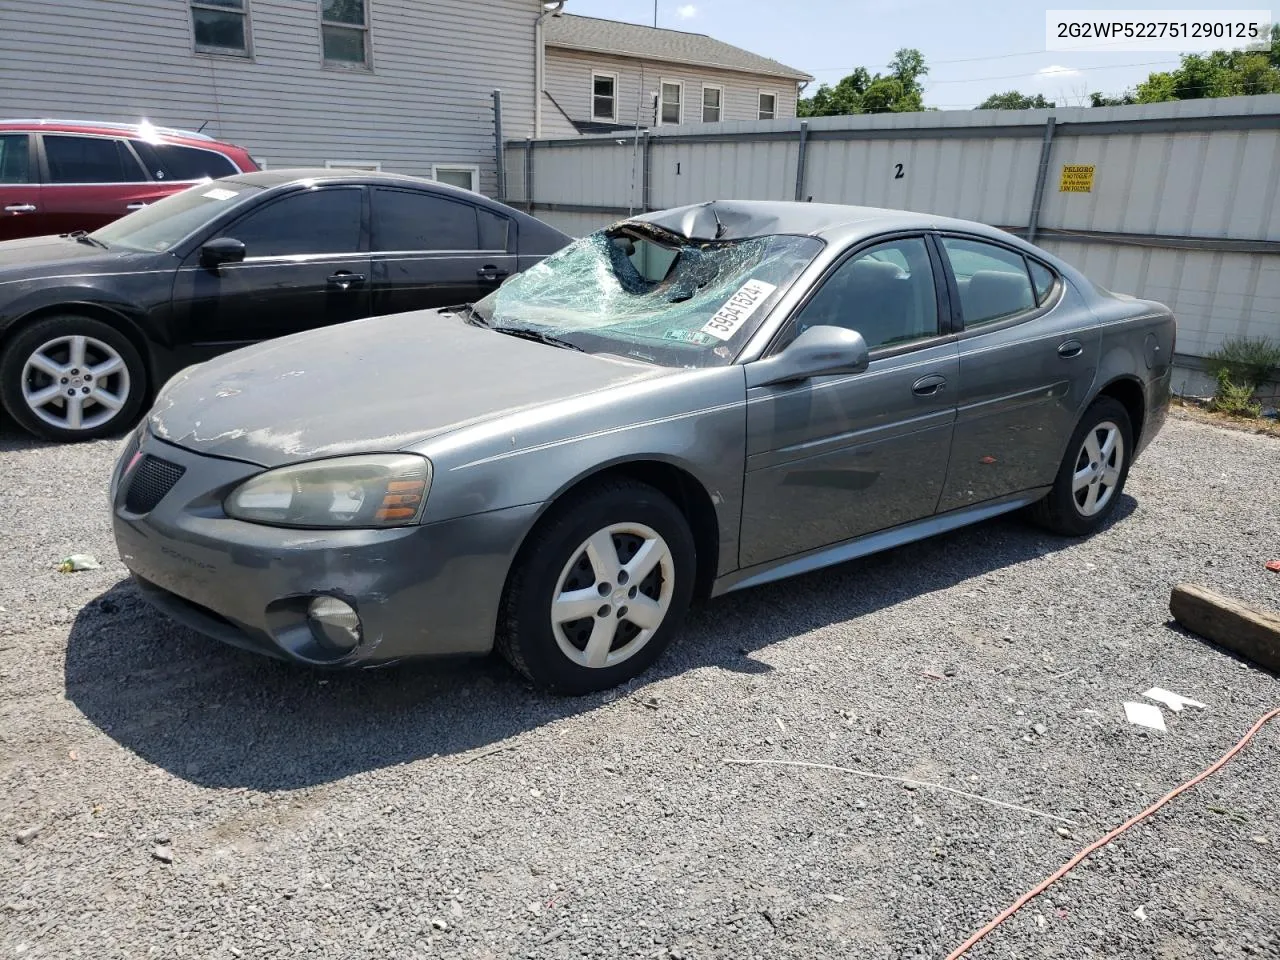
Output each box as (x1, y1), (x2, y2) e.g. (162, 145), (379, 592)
(710, 203), (727, 239)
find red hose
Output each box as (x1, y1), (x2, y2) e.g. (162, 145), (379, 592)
(945, 707), (1280, 960)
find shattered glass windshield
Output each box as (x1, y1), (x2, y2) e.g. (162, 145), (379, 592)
(472, 227), (824, 367)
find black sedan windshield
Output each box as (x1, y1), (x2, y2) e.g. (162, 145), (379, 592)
(473, 229), (823, 367)
(91, 180), (264, 253)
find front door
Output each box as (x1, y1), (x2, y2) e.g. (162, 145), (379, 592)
(0, 133), (43, 240)
(369, 186), (516, 314)
(171, 185), (370, 350)
(934, 235), (1100, 512)
(740, 236), (959, 568)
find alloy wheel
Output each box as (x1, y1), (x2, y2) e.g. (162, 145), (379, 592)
(550, 522), (675, 670)
(1071, 419), (1124, 517)
(20, 334), (131, 432)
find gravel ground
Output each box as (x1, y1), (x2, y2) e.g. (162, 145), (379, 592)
(2, 410), (1278, 960)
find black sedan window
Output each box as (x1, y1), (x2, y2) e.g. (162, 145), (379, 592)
(473, 229), (822, 368)
(221, 187), (363, 257)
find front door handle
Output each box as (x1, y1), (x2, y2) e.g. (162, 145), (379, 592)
(327, 271), (367, 290)
(4, 203), (36, 214)
(477, 265), (510, 282)
(1058, 339), (1084, 359)
(912, 374), (947, 397)
(126, 202), (148, 211)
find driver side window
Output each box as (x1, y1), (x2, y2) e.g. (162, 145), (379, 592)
(220, 187), (363, 258)
(793, 237), (938, 351)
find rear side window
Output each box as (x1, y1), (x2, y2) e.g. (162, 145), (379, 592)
(372, 188), (480, 251)
(44, 135), (145, 184)
(478, 208), (511, 251)
(0, 133), (31, 183)
(222, 187), (363, 257)
(132, 142), (238, 181)
(941, 236), (1036, 327)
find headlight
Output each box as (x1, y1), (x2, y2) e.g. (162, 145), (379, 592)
(224, 454), (431, 529)
(109, 424), (145, 502)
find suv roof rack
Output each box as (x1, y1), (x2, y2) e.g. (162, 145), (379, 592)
(0, 118), (217, 141)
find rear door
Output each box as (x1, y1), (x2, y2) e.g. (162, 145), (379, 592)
(38, 133), (169, 232)
(0, 133), (43, 240)
(935, 234), (1100, 512)
(369, 186), (517, 314)
(170, 185), (371, 350)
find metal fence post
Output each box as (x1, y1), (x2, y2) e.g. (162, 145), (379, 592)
(642, 132), (654, 212)
(524, 138), (534, 213)
(492, 90), (506, 202)
(794, 120), (810, 202)
(1026, 115), (1057, 243)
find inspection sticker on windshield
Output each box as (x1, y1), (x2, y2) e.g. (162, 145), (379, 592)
(701, 279), (777, 341)
(202, 187), (239, 201)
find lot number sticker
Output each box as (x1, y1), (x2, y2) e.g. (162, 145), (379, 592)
(1059, 164), (1095, 193)
(701, 279), (778, 341)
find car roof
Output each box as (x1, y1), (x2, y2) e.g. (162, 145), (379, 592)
(223, 167), (516, 209)
(629, 200), (1029, 247)
(0, 118), (225, 146)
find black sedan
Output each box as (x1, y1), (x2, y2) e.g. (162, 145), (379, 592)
(0, 169), (570, 440)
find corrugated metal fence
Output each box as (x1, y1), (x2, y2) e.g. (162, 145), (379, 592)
(502, 96), (1280, 390)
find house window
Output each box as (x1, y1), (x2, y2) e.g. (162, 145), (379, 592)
(191, 0), (250, 56)
(758, 92), (777, 120)
(592, 72), (618, 122)
(660, 81), (683, 126)
(432, 164), (480, 192)
(325, 160), (382, 171)
(321, 0), (370, 67)
(702, 85), (723, 123)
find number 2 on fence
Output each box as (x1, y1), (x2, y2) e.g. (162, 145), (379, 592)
(893, 163), (905, 180)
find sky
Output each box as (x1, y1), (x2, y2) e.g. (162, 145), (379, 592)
(562, 0), (1279, 109)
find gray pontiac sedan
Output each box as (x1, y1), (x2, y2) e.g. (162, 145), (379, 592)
(110, 201), (1174, 693)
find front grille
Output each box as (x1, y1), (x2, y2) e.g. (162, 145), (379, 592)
(124, 455), (186, 514)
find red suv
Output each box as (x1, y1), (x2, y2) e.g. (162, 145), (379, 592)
(0, 119), (258, 241)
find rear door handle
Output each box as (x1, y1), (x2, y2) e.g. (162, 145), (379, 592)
(912, 374), (947, 397)
(4, 203), (36, 214)
(327, 271), (367, 289)
(477, 265), (510, 282)
(126, 202), (148, 211)
(1058, 339), (1084, 359)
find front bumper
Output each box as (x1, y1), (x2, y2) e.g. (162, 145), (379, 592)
(110, 433), (539, 666)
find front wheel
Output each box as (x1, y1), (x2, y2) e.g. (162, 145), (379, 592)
(1031, 396), (1134, 536)
(497, 480), (696, 694)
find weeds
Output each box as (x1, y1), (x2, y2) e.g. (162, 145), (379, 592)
(1205, 337), (1280, 418)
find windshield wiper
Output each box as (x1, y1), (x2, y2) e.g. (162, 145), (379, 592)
(64, 230), (108, 249)
(458, 303), (491, 327)
(491, 325), (584, 352)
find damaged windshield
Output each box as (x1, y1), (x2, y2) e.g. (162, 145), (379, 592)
(472, 227), (823, 367)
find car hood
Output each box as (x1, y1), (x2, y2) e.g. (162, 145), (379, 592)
(149, 311), (672, 467)
(0, 234), (159, 280)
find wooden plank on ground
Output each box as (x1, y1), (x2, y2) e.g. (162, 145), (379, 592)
(1170, 583), (1280, 673)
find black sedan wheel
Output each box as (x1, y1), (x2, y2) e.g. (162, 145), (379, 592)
(498, 479), (696, 694)
(0, 315), (147, 441)
(1031, 396), (1133, 536)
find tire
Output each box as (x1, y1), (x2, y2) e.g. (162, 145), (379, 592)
(497, 479), (697, 695)
(1030, 396), (1134, 537)
(0, 314), (148, 442)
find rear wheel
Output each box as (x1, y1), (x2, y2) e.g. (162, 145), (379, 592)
(497, 480), (696, 694)
(1031, 396), (1133, 536)
(0, 314), (147, 441)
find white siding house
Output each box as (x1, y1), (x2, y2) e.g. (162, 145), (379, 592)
(0, 0), (547, 196)
(541, 14), (810, 137)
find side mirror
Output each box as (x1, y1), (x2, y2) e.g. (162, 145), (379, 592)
(200, 237), (246, 269)
(746, 325), (870, 388)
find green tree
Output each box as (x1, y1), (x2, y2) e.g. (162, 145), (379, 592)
(976, 91), (1055, 110)
(798, 48), (928, 116)
(1108, 27), (1280, 104)
(1089, 91), (1137, 107)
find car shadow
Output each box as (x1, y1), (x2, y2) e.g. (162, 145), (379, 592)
(64, 495), (1136, 791)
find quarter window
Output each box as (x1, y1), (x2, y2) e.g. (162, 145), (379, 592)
(321, 0), (370, 66)
(758, 92), (777, 120)
(794, 237), (939, 351)
(44, 136), (145, 184)
(0, 134), (31, 184)
(222, 187), (363, 257)
(941, 237), (1037, 326)
(372, 188), (481, 251)
(1029, 259), (1057, 305)
(702, 85), (723, 123)
(660, 81), (683, 125)
(191, 0), (250, 56)
(592, 73), (617, 121)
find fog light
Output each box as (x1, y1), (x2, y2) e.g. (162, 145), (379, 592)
(307, 596), (362, 653)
